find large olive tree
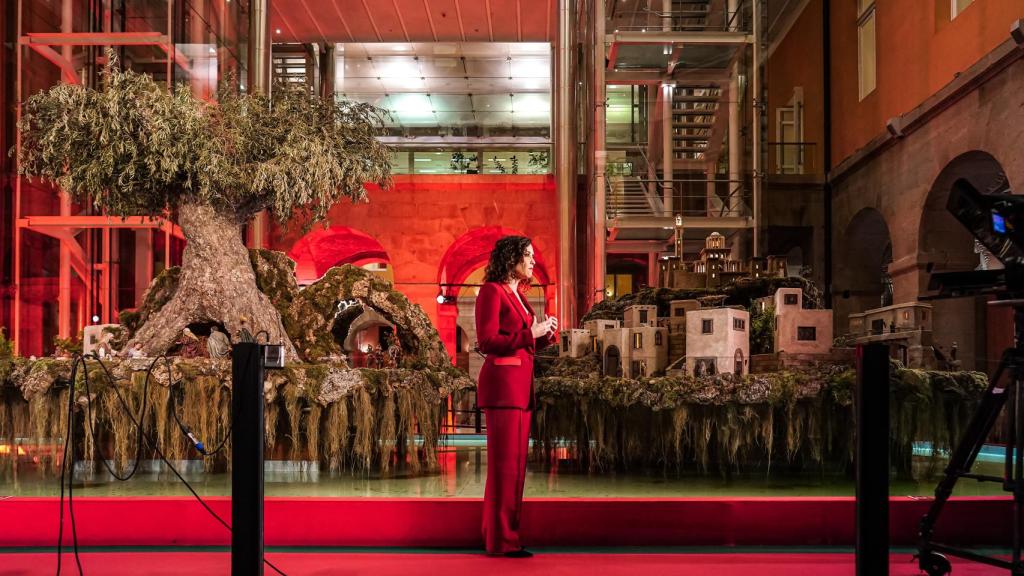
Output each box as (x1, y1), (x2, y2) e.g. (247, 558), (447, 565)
(17, 56), (391, 358)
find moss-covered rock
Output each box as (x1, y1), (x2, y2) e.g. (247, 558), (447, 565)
(286, 264), (450, 366)
(532, 360), (986, 477)
(1, 356), (473, 476)
(249, 249), (300, 324)
(115, 250), (453, 368)
(121, 267), (181, 336)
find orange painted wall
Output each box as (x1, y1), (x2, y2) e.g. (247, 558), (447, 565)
(830, 0), (1024, 166)
(270, 175), (560, 358)
(767, 0), (825, 175)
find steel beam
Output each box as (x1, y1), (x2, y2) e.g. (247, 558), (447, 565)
(606, 67), (731, 84)
(606, 31), (752, 45)
(18, 215), (183, 237)
(21, 31), (167, 45)
(607, 215), (753, 229)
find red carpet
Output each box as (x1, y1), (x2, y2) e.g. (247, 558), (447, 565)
(0, 497), (1013, 547)
(0, 551), (1011, 575)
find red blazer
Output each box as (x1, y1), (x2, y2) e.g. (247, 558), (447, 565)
(475, 281), (554, 409)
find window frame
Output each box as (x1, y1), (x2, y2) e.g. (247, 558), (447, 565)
(775, 88), (804, 175)
(857, 1), (877, 101)
(701, 319), (713, 335)
(950, 0), (974, 19)
(797, 326), (818, 341)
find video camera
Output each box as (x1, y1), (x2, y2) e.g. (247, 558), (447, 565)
(924, 178), (1024, 299)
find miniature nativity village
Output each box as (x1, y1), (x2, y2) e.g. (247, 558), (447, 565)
(2, 0), (1024, 574)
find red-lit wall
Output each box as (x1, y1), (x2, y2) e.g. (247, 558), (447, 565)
(767, 0), (825, 175)
(830, 0), (1024, 167)
(271, 175), (560, 359)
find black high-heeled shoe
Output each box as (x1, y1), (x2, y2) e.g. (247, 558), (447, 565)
(503, 548), (533, 558)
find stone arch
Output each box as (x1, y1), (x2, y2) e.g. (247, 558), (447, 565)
(437, 226), (554, 297)
(287, 226), (392, 285)
(918, 151), (1010, 281)
(835, 207), (893, 337)
(604, 345), (622, 377)
(916, 151), (1011, 372)
(435, 227), (555, 359)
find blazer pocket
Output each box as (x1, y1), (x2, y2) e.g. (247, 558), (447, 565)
(493, 356), (522, 366)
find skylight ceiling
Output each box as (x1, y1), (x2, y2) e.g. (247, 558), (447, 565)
(335, 42), (551, 132)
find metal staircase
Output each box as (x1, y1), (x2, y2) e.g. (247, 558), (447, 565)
(671, 86), (721, 161)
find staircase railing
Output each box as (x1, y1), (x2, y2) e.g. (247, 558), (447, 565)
(606, 175), (752, 219)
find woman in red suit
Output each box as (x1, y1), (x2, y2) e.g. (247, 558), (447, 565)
(475, 236), (557, 558)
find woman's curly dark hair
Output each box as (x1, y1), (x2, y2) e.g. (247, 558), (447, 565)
(484, 235), (533, 284)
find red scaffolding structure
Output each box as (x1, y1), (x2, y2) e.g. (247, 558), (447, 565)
(12, 0), (193, 355)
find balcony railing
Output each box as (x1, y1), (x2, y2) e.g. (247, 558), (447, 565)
(608, 0), (751, 33)
(606, 176), (751, 219)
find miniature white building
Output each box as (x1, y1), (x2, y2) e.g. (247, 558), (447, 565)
(601, 324), (668, 379)
(685, 307), (750, 376)
(623, 305), (658, 328)
(848, 302), (935, 368)
(772, 288), (833, 354)
(668, 300), (701, 334)
(583, 319), (621, 352)
(559, 329), (592, 358)
(667, 299), (701, 364)
(83, 324), (120, 357)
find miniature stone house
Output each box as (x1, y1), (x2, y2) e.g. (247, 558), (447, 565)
(772, 288), (833, 354)
(601, 324), (669, 379)
(583, 318), (622, 355)
(667, 299), (700, 364)
(848, 302), (934, 368)
(559, 329), (592, 358)
(685, 307), (750, 376)
(849, 302), (932, 336)
(83, 324), (121, 357)
(623, 305), (658, 328)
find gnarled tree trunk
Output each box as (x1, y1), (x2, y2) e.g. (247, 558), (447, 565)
(126, 202), (297, 359)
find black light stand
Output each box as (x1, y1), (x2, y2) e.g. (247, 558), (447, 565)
(856, 343), (890, 576)
(231, 342), (284, 576)
(918, 303), (1024, 576)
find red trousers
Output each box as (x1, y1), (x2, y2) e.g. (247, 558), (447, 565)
(482, 408), (531, 554)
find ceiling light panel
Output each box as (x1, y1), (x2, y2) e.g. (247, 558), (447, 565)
(335, 42), (552, 138)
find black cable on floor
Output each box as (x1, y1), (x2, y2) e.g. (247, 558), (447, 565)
(55, 352), (287, 576)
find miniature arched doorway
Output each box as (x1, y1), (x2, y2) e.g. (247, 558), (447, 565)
(604, 345), (622, 377)
(287, 226), (393, 286)
(331, 303), (398, 368)
(835, 207), (892, 341)
(918, 151), (1012, 372)
(734, 348), (744, 375)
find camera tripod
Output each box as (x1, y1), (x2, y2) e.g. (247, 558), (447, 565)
(918, 302), (1024, 576)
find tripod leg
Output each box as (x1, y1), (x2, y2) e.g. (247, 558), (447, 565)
(920, 350), (1012, 545)
(1011, 373), (1019, 569)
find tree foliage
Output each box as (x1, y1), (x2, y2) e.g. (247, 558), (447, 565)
(16, 51), (391, 226)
